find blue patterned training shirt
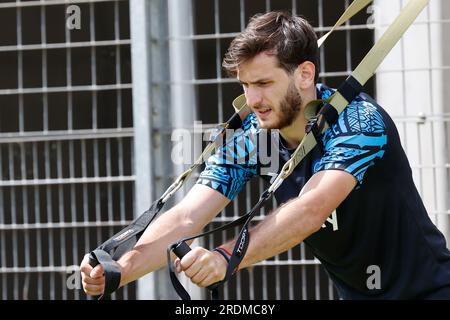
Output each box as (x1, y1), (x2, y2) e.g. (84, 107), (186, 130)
(196, 83), (450, 299)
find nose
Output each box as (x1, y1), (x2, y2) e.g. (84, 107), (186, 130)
(245, 87), (263, 109)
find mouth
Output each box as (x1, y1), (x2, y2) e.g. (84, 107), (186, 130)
(255, 108), (272, 119)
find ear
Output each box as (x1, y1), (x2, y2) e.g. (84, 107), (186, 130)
(294, 61), (315, 90)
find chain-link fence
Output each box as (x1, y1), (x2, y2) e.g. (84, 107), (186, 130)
(0, 0), (448, 300)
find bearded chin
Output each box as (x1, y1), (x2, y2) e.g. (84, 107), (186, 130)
(272, 83), (302, 129)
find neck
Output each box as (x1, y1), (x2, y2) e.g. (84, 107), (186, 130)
(279, 113), (306, 149)
(279, 87), (317, 149)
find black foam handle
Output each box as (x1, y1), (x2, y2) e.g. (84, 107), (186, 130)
(172, 241), (192, 258)
(88, 253), (99, 268)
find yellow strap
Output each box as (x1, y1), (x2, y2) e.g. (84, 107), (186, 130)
(352, 0), (429, 85)
(232, 94), (250, 119)
(166, 0), (429, 201)
(268, 0), (430, 192)
(169, 1), (377, 203)
(317, 0), (373, 47)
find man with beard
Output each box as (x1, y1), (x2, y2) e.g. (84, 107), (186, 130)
(80, 11), (450, 299)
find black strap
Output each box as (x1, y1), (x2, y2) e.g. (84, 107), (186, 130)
(318, 103), (339, 127)
(87, 199), (164, 299)
(223, 190), (272, 280)
(168, 189), (273, 300)
(337, 75), (363, 104)
(100, 199), (164, 254)
(305, 116), (324, 151)
(168, 242), (192, 300)
(168, 212), (249, 300)
(306, 76), (362, 151)
(88, 249), (122, 299)
(85, 108), (246, 299)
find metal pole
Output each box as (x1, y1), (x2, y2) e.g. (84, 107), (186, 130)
(429, 0), (450, 243)
(129, 0), (156, 299)
(168, 0), (202, 300)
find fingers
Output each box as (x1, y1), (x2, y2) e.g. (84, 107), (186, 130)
(174, 258), (182, 273)
(82, 282), (105, 296)
(177, 249), (198, 270)
(196, 273), (219, 288)
(83, 275), (104, 286)
(79, 254), (92, 276)
(80, 254), (105, 296)
(90, 264), (105, 279)
(176, 247), (227, 288)
(182, 257), (203, 280)
(189, 267), (209, 286)
(175, 254), (207, 284)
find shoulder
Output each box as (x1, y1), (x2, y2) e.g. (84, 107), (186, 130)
(313, 85), (388, 186)
(316, 83), (386, 136)
(323, 96), (387, 143)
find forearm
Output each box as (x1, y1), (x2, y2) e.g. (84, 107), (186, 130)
(117, 184), (229, 287)
(117, 206), (195, 287)
(221, 196), (324, 270)
(176, 171), (356, 288)
(219, 171), (356, 271)
(246, 197), (322, 268)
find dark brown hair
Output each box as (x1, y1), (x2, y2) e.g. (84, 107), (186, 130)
(223, 11), (319, 82)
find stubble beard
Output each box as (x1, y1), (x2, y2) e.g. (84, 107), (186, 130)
(260, 81), (303, 130)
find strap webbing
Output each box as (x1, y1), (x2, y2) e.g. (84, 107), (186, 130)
(87, 103), (248, 299)
(86, 0), (367, 299)
(87, 0), (429, 300)
(317, 0), (373, 47)
(260, 0), (429, 195)
(89, 249), (121, 299)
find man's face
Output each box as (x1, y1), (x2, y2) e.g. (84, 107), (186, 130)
(237, 52), (303, 129)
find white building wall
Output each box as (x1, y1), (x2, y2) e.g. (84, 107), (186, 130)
(375, 0), (450, 243)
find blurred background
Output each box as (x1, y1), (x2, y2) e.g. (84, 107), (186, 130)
(0, 0), (448, 300)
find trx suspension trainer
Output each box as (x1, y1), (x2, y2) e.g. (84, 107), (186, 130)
(86, 0), (430, 300)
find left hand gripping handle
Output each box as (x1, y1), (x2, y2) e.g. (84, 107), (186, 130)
(87, 250), (121, 300)
(86, 252), (103, 300)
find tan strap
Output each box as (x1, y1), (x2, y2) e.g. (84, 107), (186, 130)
(317, 0), (373, 47)
(165, 0), (429, 202)
(268, 0), (430, 193)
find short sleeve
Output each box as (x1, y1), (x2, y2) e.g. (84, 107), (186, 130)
(196, 115), (258, 200)
(313, 99), (388, 185)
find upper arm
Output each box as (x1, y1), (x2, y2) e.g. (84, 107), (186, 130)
(298, 170), (357, 229)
